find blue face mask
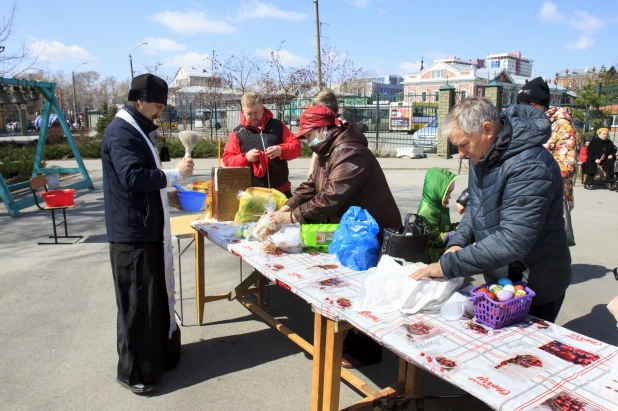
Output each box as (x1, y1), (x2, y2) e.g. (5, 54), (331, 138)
(308, 130), (329, 147)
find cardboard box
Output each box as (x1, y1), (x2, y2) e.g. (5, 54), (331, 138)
(211, 167), (252, 221)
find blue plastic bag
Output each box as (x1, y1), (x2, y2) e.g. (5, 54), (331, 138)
(328, 206), (380, 271)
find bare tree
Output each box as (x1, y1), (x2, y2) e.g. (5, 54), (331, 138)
(0, 1), (41, 77)
(267, 42), (315, 121)
(318, 44), (364, 95)
(222, 51), (260, 108)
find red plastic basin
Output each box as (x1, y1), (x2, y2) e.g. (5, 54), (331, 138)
(40, 189), (75, 207)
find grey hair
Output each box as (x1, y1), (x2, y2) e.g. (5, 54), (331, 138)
(442, 97), (501, 138)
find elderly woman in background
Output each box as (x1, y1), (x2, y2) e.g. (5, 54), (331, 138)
(585, 128), (616, 190)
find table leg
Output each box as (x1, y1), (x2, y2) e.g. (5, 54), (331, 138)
(398, 357), (407, 384)
(404, 360), (422, 397)
(177, 238), (184, 326)
(322, 317), (344, 411)
(312, 312), (327, 411)
(195, 231), (205, 325)
(257, 275), (266, 310)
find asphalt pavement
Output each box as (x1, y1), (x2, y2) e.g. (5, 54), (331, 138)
(0, 156), (617, 411)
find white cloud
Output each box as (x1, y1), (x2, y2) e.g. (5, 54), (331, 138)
(347, 0), (371, 7)
(162, 52), (211, 69)
(28, 39), (99, 64)
(235, 1), (307, 22)
(538, 3), (615, 50)
(376, 8), (387, 14)
(569, 10), (606, 33)
(255, 48), (308, 66)
(538, 2), (564, 22)
(398, 61), (422, 73)
(567, 35), (595, 50)
(143, 37), (187, 55)
(152, 10), (236, 34)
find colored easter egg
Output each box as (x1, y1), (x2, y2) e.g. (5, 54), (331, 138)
(489, 285), (503, 294)
(497, 278), (513, 286)
(514, 290), (527, 297)
(514, 285), (525, 291)
(502, 284), (516, 293)
(486, 291), (498, 301)
(497, 290), (514, 302)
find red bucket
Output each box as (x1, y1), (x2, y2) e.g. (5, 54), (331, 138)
(40, 189), (76, 207)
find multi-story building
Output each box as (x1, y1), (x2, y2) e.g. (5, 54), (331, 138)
(334, 74), (404, 97)
(486, 51), (534, 77)
(554, 67), (598, 89)
(173, 67), (218, 88)
(401, 57), (568, 107)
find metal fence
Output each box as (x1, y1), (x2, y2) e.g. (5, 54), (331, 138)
(162, 94), (445, 154)
(159, 85), (618, 152)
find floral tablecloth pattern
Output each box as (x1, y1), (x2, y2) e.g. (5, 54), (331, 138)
(192, 221), (618, 411)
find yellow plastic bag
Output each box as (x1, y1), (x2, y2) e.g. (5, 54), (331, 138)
(234, 187), (287, 224)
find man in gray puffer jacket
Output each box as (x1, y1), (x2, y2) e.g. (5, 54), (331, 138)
(412, 97), (572, 323)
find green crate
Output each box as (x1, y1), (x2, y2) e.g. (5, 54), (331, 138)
(301, 223), (339, 251)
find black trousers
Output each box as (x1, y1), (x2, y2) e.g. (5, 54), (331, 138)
(528, 292), (566, 323)
(602, 159), (616, 183)
(584, 174), (595, 185)
(110, 242), (180, 384)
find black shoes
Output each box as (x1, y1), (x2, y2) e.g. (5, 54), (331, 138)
(116, 377), (157, 394)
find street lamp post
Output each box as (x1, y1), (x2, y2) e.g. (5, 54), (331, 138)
(72, 61), (87, 126)
(129, 42), (148, 79)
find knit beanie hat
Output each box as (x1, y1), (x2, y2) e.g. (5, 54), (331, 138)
(516, 77), (550, 108)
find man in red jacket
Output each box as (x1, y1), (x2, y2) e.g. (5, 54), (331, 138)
(223, 91), (301, 197)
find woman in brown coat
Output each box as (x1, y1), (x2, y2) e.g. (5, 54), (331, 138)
(271, 105), (402, 369)
(271, 105), (401, 233)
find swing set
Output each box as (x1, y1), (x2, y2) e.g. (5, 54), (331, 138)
(0, 77), (93, 217)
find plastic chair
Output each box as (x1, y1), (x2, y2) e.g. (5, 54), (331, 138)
(30, 175), (84, 245)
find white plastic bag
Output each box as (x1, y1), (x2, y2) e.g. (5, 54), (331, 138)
(400, 276), (464, 314)
(355, 255), (463, 314)
(268, 224), (303, 254)
(356, 256), (426, 313)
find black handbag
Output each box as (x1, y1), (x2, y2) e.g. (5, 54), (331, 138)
(380, 213), (430, 264)
(159, 145), (171, 162)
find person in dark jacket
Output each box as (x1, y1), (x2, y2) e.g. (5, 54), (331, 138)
(412, 98), (572, 323)
(102, 74), (194, 394)
(222, 91), (301, 197)
(585, 128), (616, 190)
(271, 105), (401, 369)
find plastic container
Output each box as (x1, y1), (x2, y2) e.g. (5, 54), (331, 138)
(40, 189), (75, 207)
(188, 180), (212, 215)
(469, 282), (535, 329)
(178, 191), (207, 212)
(301, 223), (339, 251)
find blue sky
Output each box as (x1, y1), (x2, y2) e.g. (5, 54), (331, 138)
(7, 0), (618, 82)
